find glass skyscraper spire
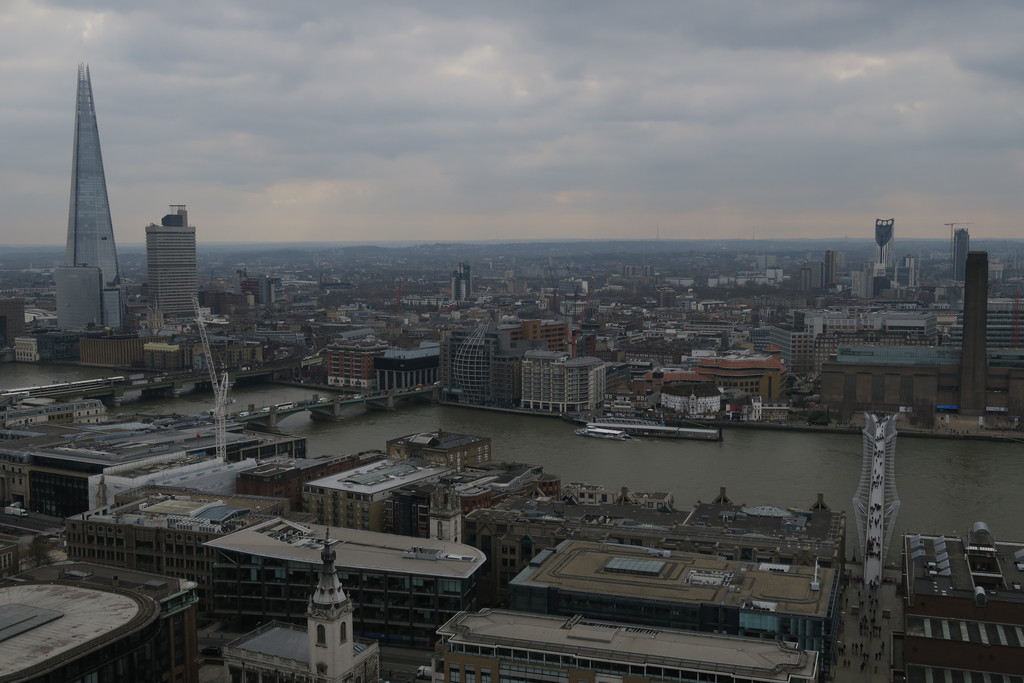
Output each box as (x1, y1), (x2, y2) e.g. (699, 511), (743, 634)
(55, 64), (123, 329)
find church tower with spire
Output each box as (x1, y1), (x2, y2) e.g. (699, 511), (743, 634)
(429, 480), (462, 543)
(307, 532), (354, 679)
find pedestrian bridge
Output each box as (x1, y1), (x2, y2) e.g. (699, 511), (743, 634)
(233, 386), (437, 428)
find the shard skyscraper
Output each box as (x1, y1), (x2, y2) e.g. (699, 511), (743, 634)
(54, 64), (123, 329)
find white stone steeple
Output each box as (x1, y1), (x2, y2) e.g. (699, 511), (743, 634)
(307, 530), (354, 679)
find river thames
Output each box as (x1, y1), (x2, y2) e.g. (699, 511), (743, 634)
(4, 365), (1023, 562)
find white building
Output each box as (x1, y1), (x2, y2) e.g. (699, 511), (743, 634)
(659, 385), (723, 416)
(520, 351), (605, 413)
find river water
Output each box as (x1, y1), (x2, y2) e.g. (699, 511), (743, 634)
(4, 365), (1022, 560)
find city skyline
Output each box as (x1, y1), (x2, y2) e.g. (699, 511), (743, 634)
(2, 1), (1022, 245)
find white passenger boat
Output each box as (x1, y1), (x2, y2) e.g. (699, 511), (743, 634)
(575, 425), (631, 440)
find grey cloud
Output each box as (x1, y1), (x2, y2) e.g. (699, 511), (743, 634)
(1, 0), (1022, 244)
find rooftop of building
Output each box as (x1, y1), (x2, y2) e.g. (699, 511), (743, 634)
(473, 493), (843, 548)
(13, 561), (195, 602)
(905, 523), (1024, 604)
(225, 621), (377, 665)
(684, 496), (844, 546)
(238, 451), (385, 480)
(205, 517), (485, 578)
(511, 540), (836, 618)
(387, 430), (490, 451)
(72, 487), (288, 532)
(0, 421), (298, 467)
(0, 580), (161, 679)
(305, 458), (453, 494)
(439, 609), (818, 682)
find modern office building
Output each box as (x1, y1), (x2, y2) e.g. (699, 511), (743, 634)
(0, 422), (305, 517)
(875, 218), (896, 272)
(65, 488), (289, 610)
(441, 319), (573, 406)
(948, 298), (1024, 350)
(222, 533), (381, 683)
(895, 254), (918, 288)
(508, 540), (839, 678)
(436, 609), (819, 683)
(0, 562), (199, 682)
(207, 517), (485, 645)
(952, 227), (970, 282)
(823, 249), (839, 287)
(374, 343), (440, 390)
(451, 262), (472, 302)
(55, 65), (123, 330)
(145, 204), (197, 315)
(901, 522), (1024, 680)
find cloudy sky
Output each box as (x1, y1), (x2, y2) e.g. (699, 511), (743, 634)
(2, 1), (1022, 245)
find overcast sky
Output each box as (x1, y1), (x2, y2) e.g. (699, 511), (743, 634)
(2, 1), (1022, 246)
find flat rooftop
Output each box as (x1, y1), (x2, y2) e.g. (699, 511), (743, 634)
(512, 540), (835, 618)
(388, 431), (488, 451)
(205, 517), (484, 579)
(684, 500), (844, 546)
(14, 562), (195, 601)
(905, 530), (1024, 603)
(440, 610), (818, 682)
(305, 458), (452, 494)
(0, 583), (157, 679)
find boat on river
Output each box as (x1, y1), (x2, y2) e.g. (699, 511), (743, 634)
(575, 425), (631, 440)
(574, 417), (723, 442)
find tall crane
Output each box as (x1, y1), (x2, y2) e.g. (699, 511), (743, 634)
(192, 295), (229, 461)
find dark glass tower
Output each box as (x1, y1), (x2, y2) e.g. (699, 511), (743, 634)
(55, 64), (122, 329)
(952, 228), (970, 282)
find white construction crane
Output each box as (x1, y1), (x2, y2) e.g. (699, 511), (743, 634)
(192, 295), (229, 461)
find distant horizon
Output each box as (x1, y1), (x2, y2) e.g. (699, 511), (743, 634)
(4, 235), (1024, 250)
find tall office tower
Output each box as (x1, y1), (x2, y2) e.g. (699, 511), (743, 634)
(54, 65), (123, 330)
(895, 255), (917, 288)
(952, 228), (970, 282)
(874, 218), (895, 272)
(451, 262), (472, 302)
(145, 205), (197, 315)
(960, 251), (989, 415)
(800, 261), (823, 291)
(823, 249), (839, 287)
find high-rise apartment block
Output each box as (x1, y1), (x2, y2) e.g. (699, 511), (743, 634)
(874, 218), (895, 272)
(145, 205), (197, 315)
(952, 228), (970, 282)
(451, 262), (472, 301)
(823, 249), (839, 287)
(55, 65), (123, 330)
